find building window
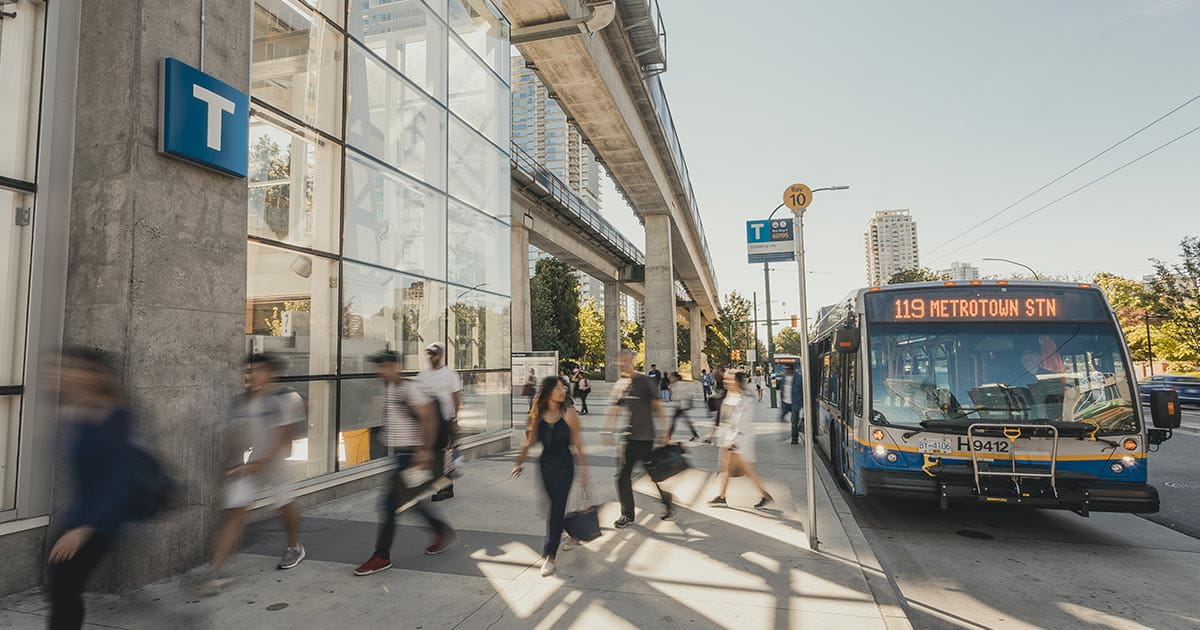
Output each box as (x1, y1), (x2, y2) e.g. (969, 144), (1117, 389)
(248, 0), (513, 477)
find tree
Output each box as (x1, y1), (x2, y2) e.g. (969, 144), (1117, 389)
(530, 257), (583, 360)
(620, 318), (643, 351)
(1149, 236), (1200, 363)
(578, 298), (605, 368)
(677, 323), (691, 365)
(886, 267), (948, 285)
(704, 291), (754, 368)
(774, 327), (804, 355)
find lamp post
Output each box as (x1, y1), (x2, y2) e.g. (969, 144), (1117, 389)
(983, 257), (1041, 280)
(761, 187), (846, 410)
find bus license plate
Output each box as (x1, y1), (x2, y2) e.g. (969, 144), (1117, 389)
(958, 437), (1011, 454)
(917, 438), (953, 454)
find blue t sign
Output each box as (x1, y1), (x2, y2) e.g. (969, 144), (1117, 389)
(158, 58), (249, 178)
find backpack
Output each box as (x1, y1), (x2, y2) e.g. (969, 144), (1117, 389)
(124, 445), (175, 521)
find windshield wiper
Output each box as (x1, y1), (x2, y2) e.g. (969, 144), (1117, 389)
(945, 406), (1026, 420)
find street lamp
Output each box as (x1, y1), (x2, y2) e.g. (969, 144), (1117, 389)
(983, 257), (1041, 280)
(760, 186), (849, 411)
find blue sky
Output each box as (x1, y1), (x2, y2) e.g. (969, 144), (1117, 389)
(599, 0), (1200, 328)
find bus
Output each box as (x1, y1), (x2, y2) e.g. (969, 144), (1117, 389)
(768, 354), (802, 387)
(807, 281), (1181, 515)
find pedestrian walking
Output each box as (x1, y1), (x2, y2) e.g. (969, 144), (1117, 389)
(667, 372), (699, 441)
(574, 370), (592, 415)
(660, 368), (672, 402)
(512, 376), (590, 577)
(205, 354), (306, 593)
(754, 371), (764, 401)
(602, 349), (674, 526)
(703, 366), (727, 444)
(353, 351), (457, 576)
(709, 371), (774, 509)
(701, 368), (713, 399)
(417, 342), (461, 502)
(522, 368), (537, 410)
(778, 364), (804, 443)
(47, 348), (146, 630)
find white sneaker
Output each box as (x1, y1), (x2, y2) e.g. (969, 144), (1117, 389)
(540, 557), (556, 577)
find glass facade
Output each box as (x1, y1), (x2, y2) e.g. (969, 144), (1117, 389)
(0, 0), (46, 513)
(250, 0), (512, 482)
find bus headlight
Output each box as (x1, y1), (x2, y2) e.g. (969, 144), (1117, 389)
(1121, 455), (1136, 467)
(886, 452), (899, 463)
(873, 445), (887, 457)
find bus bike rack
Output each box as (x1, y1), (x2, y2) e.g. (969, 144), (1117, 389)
(966, 422), (1059, 499)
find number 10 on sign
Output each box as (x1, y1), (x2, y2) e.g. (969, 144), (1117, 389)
(783, 183), (812, 210)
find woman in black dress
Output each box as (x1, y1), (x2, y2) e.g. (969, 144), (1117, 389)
(513, 376), (589, 577)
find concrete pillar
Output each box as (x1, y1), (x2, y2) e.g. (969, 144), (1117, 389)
(511, 220), (532, 352)
(62, 0), (250, 590)
(689, 305), (703, 380)
(604, 281), (621, 381)
(643, 214), (676, 373)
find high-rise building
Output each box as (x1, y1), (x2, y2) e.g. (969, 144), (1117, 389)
(865, 209), (920, 286)
(511, 54), (601, 208)
(939, 261), (981, 281)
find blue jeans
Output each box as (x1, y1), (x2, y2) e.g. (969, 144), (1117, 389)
(781, 402), (802, 441)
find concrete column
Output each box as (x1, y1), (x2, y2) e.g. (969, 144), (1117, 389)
(62, 0), (250, 590)
(511, 221), (532, 352)
(689, 305), (703, 380)
(643, 214), (676, 373)
(604, 281), (621, 381)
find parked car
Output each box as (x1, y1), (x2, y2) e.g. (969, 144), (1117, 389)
(1138, 375), (1200, 405)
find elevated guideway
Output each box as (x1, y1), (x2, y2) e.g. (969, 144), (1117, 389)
(507, 0), (716, 376)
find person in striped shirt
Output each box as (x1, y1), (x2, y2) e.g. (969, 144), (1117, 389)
(353, 351), (457, 576)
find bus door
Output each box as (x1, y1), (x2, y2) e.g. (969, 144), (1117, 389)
(836, 352), (857, 487)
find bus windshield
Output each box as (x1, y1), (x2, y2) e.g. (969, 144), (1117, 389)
(867, 321), (1138, 435)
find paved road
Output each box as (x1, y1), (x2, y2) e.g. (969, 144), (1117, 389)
(836, 411), (1200, 630)
(1142, 405), (1200, 539)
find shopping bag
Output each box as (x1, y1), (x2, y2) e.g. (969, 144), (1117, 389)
(563, 482), (603, 541)
(644, 443), (690, 483)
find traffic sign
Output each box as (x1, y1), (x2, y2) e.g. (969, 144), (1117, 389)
(783, 183), (812, 210)
(746, 219), (795, 263)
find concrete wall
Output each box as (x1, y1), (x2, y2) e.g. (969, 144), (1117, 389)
(60, 0), (250, 591)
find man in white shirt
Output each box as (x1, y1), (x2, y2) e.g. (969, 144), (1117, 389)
(416, 342), (462, 501)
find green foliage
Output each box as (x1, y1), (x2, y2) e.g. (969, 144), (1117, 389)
(886, 267), (949, 285)
(774, 327), (804, 355)
(1148, 236), (1200, 362)
(621, 318), (643, 350)
(704, 291), (754, 368)
(530, 257), (583, 360)
(578, 298), (605, 368)
(677, 323), (691, 365)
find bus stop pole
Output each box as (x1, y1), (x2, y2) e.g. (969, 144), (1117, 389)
(793, 206), (819, 551)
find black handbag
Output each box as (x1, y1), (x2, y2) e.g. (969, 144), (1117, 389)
(644, 443), (690, 483)
(563, 483), (602, 541)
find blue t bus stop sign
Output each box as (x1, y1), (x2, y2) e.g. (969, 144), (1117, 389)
(746, 219), (796, 263)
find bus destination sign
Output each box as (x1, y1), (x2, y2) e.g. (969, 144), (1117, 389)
(864, 287), (1108, 323)
(892, 296), (1061, 320)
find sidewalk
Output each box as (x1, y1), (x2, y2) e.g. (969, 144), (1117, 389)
(0, 382), (909, 629)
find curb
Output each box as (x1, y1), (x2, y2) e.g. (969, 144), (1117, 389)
(814, 455), (914, 630)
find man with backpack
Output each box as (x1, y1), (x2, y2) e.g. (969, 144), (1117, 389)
(204, 353), (306, 593)
(354, 351), (457, 576)
(415, 342), (461, 502)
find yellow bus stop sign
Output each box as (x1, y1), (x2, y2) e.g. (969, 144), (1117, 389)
(783, 183), (813, 210)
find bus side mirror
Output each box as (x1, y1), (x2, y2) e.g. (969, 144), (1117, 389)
(1150, 390), (1181, 429)
(835, 327), (860, 353)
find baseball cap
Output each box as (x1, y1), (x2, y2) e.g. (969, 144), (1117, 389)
(424, 342), (445, 355)
(367, 350), (400, 364)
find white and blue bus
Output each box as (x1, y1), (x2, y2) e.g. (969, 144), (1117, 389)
(808, 281), (1182, 515)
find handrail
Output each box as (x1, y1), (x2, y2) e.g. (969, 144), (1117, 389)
(510, 142), (646, 266)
